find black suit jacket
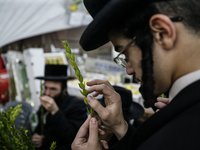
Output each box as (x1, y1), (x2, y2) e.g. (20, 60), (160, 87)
(34, 94), (87, 150)
(110, 80), (200, 150)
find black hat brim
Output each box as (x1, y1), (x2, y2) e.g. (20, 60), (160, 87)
(35, 76), (75, 81)
(80, 0), (169, 51)
(123, 101), (144, 120)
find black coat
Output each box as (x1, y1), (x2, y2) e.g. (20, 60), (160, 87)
(34, 94), (87, 150)
(110, 80), (200, 150)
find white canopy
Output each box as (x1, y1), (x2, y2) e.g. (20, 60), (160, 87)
(0, 0), (92, 48)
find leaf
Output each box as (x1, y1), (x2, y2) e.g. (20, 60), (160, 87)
(84, 97), (88, 105)
(75, 70), (80, 77)
(73, 63), (79, 70)
(62, 41), (68, 47)
(71, 53), (75, 61)
(65, 52), (71, 59)
(79, 90), (84, 96)
(70, 60), (76, 67)
(79, 82), (85, 90)
(161, 93), (166, 98)
(82, 89), (88, 97)
(86, 107), (91, 114)
(65, 46), (71, 54)
(94, 115), (98, 120)
(50, 141), (57, 150)
(79, 74), (83, 82)
(90, 107), (94, 114)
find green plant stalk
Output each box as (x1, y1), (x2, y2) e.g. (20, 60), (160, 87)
(63, 41), (98, 119)
(40, 80), (44, 136)
(62, 41), (102, 146)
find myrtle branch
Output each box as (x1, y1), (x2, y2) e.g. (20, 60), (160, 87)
(62, 41), (99, 119)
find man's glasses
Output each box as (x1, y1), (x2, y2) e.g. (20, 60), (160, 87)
(113, 16), (183, 68)
(113, 37), (136, 68)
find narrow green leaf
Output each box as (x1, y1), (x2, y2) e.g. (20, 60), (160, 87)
(86, 107), (91, 114)
(79, 82), (85, 89)
(71, 53), (75, 61)
(90, 107), (94, 114)
(73, 63), (78, 70)
(79, 74), (83, 82)
(65, 46), (71, 54)
(62, 41), (68, 46)
(84, 97), (88, 105)
(75, 70), (80, 77)
(65, 52), (71, 59)
(79, 90), (84, 96)
(70, 60), (76, 67)
(82, 89), (88, 97)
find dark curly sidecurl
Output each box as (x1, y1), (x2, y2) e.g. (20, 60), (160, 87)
(136, 28), (155, 108)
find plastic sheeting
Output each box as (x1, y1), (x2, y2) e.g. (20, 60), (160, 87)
(0, 0), (92, 47)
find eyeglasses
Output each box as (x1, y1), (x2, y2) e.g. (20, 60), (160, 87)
(113, 37), (136, 68)
(113, 16), (183, 68)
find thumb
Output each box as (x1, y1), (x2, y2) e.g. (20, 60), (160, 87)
(87, 96), (108, 119)
(88, 118), (100, 147)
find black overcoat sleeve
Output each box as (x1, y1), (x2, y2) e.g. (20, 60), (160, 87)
(110, 124), (136, 150)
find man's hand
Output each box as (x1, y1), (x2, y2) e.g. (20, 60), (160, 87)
(32, 134), (44, 148)
(86, 79), (128, 140)
(72, 115), (109, 150)
(154, 97), (169, 112)
(40, 95), (59, 115)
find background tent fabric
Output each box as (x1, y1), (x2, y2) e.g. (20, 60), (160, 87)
(0, 0), (92, 48)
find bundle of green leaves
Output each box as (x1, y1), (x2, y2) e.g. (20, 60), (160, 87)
(0, 104), (56, 150)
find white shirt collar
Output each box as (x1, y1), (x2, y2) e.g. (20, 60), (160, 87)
(169, 69), (200, 102)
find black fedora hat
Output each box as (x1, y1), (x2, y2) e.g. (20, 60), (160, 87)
(35, 64), (74, 81)
(80, 0), (170, 51)
(99, 85), (144, 119)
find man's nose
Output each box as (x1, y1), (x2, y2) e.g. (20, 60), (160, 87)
(126, 64), (135, 75)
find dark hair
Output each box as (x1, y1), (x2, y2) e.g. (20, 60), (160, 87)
(154, 0), (200, 35)
(61, 81), (67, 91)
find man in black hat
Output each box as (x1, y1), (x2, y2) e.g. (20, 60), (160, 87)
(32, 64), (87, 150)
(71, 0), (200, 150)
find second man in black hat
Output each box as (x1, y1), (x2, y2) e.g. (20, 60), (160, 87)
(32, 64), (87, 150)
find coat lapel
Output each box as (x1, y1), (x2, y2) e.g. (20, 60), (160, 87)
(131, 79), (200, 149)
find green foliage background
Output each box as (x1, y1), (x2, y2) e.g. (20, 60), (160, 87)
(0, 104), (56, 150)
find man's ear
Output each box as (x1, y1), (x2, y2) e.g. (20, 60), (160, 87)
(149, 14), (176, 50)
